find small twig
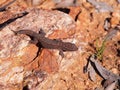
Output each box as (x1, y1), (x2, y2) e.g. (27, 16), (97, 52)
(0, 0), (16, 12)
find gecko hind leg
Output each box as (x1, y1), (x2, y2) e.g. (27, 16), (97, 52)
(59, 49), (64, 58)
(33, 43), (42, 60)
(29, 37), (38, 45)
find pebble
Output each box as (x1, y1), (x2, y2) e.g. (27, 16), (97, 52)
(111, 68), (119, 75)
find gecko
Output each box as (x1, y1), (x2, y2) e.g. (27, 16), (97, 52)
(12, 29), (78, 57)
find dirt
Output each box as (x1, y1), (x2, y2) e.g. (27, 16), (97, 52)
(0, 0), (120, 90)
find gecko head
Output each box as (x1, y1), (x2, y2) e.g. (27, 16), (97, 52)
(62, 42), (78, 51)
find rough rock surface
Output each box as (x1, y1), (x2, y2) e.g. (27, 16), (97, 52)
(0, 5), (77, 90)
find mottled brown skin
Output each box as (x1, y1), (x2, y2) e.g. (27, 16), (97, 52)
(13, 30), (78, 57)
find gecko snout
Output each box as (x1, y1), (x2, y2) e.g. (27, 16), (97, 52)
(62, 42), (78, 51)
